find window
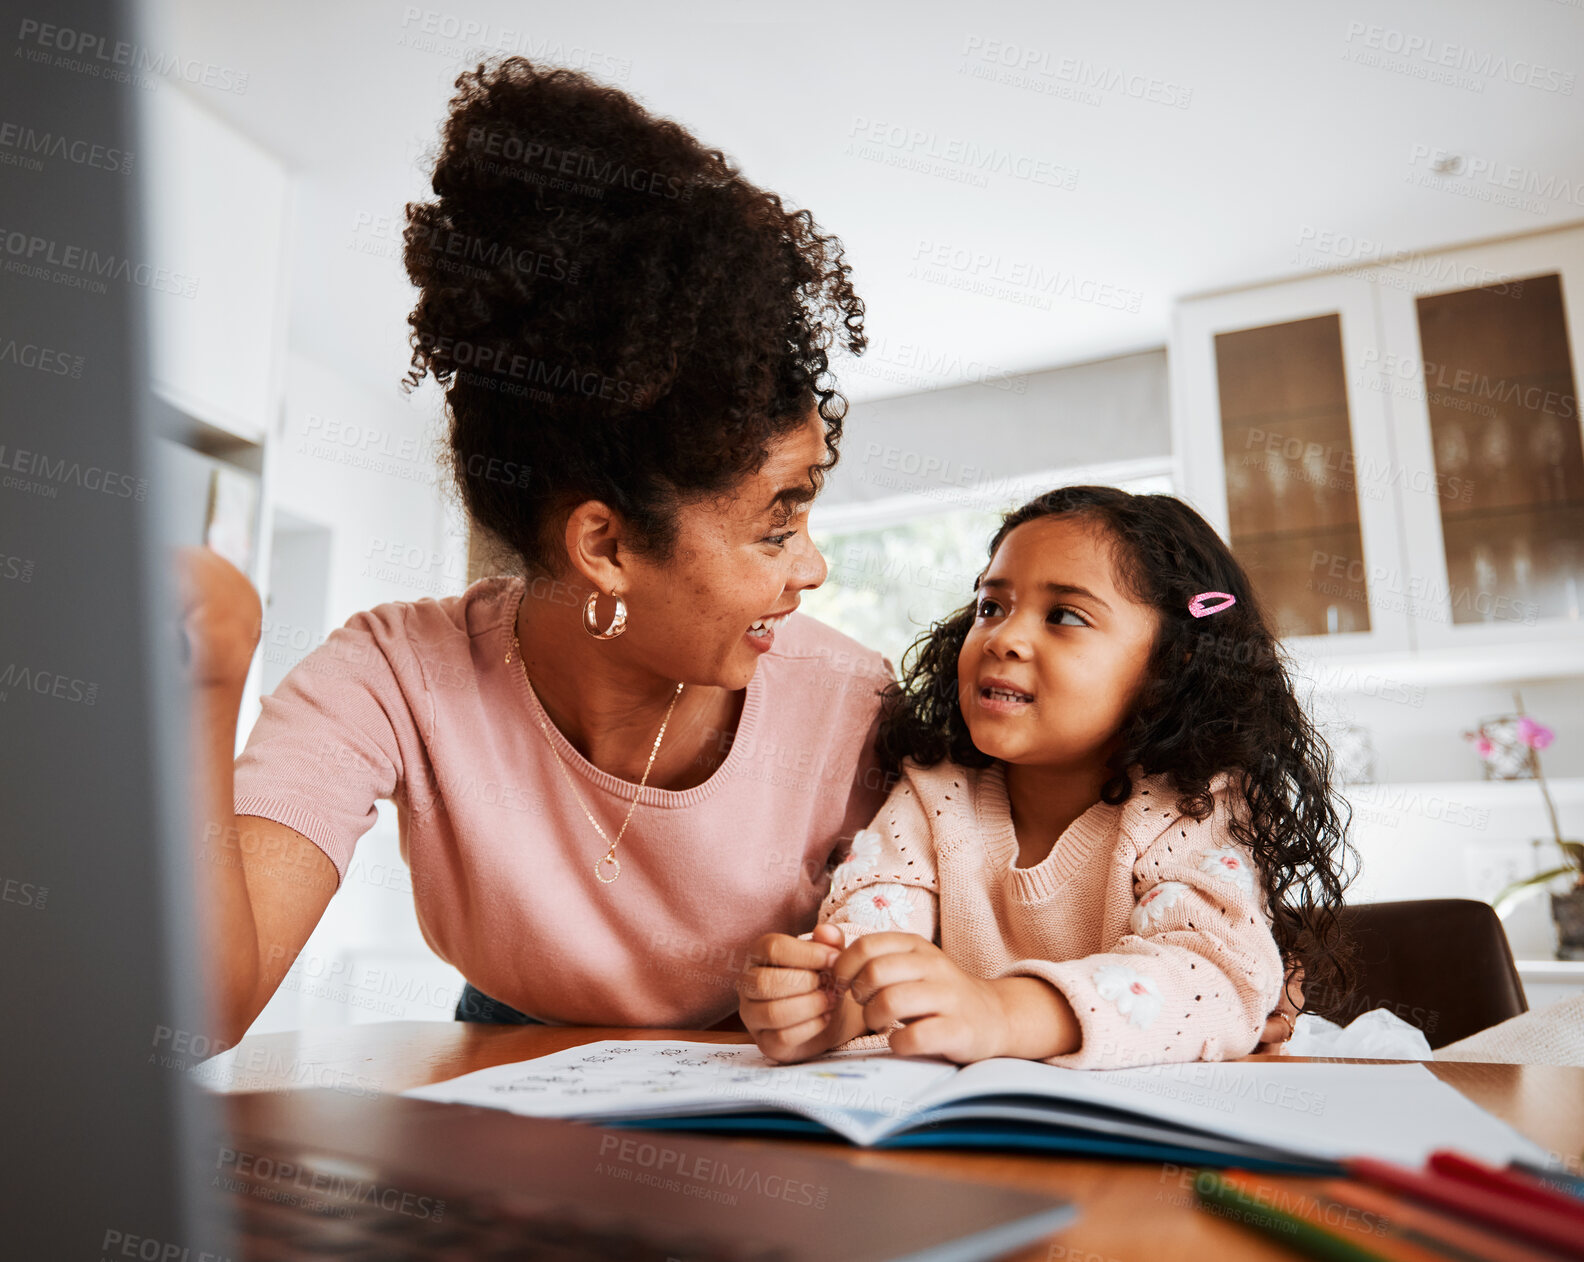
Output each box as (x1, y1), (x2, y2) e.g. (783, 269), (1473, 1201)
(805, 466), (1172, 666)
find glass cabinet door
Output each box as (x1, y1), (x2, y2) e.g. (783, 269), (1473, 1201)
(1377, 226), (1584, 653)
(1173, 272), (1411, 657)
(1215, 315), (1372, 638)
(1414, 273), (1584, 627)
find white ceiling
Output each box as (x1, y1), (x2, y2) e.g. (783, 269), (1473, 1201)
(146, 0), (1584, 405)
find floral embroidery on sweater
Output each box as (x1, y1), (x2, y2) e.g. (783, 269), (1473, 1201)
(831, 829), (883, 883)
(845, 882), (925, 932)
(1129, 880), (1189, 934)
(1093, 964), (1162, 1029)
(1198, 845), (1256, 895)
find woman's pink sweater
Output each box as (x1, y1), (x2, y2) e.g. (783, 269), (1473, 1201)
(233, 576), (892, 1028)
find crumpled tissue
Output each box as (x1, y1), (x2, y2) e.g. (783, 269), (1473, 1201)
(1283, 1006), (1434, 1060)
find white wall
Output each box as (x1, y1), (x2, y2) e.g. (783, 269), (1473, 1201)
(824, 348), (1170, 510)
(266, 349), (465, 629)
(259, 512), (330, 698)
(143, 86), (289, 445)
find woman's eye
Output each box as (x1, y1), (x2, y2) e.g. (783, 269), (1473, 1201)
(763, 530), (797, 547)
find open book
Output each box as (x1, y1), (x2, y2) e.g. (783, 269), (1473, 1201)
(404, 1040), (1545, 1172)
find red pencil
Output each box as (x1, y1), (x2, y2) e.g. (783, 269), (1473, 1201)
(1427, 1151), (1584, 1226)
(1347, 1158), (1584, 1261)
(1317, 1178), (1561, 1262)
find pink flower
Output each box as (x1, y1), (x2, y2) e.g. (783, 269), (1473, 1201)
(831, 830), (882, 884)
(846, 883), (922, 932)
(1093, 965), (1162, 1029)
(1199, 846), (1256, 895)
(1516, 717), (1555, 751)
(1474, 736), (1494, 759)
(1130, 881), (1188, 934)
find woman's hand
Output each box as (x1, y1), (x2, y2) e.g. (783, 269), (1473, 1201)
(738, 925), (848, 1064)
(175, 545), (262, 688)
(830, 932), (1054, 1064)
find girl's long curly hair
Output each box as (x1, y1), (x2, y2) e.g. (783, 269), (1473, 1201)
(878, 485), (1357, 1007)
(401, 57), (865, 575)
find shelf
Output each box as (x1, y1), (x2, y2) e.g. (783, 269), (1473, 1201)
(1231, 519), (1365, 547)
(152, 392), (265, 476)
(1292, 638), (1584, 689)
(1515, 960), (1584, 979)
(1437, 501), (1584, 526)
(1341, 778), (1584, 810)
(1218, 401), (1351, 429)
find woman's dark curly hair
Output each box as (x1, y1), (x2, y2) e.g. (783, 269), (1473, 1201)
(401, 58), (865, 574)
(878, 485), (1357, 1008)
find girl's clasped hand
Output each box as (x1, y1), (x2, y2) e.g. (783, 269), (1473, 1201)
(740, 923), (1055, 1065)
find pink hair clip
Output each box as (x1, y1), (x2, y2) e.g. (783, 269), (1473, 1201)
(1188, 591), (1236, 618)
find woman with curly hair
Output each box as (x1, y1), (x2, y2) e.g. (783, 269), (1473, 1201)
(740, 486), (1355, 1066)
(178, 58), (889, 1043)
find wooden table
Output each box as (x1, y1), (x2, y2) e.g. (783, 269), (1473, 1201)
(212, 1022), (1584, 1262)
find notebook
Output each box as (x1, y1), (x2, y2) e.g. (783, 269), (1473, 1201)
(405, 1040), (1549, 1173)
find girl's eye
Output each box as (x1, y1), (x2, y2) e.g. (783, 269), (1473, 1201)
(974, 597), (1003, 618)
(1050, 606), (1088, 627)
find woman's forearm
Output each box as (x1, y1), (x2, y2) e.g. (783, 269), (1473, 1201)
(191, 678), (264, 1041)
(178, 546), (336, 1046)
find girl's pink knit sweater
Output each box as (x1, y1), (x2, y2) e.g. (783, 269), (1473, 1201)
(819, 758), (1284, 1067)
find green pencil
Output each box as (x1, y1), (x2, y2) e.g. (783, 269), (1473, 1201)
(1194, 1171), (1395, 1262)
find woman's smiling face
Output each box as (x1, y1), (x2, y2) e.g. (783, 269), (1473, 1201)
(957, 515), (1160, 769)
(612, 411), (831, 690)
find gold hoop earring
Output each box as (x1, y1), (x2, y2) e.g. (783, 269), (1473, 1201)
(583, 591), (628, 640)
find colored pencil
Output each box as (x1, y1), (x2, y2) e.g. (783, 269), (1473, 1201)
(1348, 1158), (1584, 1260)
(1318, 1177), (1561, 1262)
(1194, 1171), (1396, 1262)
(1429, 1151), (1584, 1226)
(1215, 1173), (1447, 1262)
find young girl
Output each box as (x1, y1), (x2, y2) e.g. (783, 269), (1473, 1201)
(739, 485), (1355, 1068)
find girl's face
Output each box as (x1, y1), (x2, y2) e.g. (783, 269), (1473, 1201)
(957, 515), (1160, 770)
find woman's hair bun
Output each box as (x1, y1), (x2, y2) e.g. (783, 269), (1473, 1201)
(402, 57), (865, 575)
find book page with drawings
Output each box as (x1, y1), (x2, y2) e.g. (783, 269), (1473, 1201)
(405, 1041), (958, 1144)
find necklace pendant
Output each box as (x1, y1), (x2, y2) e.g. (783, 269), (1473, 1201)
(595, 853), (621, 884)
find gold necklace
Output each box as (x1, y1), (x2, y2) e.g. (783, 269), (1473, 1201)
(509, 621), (683, 885)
